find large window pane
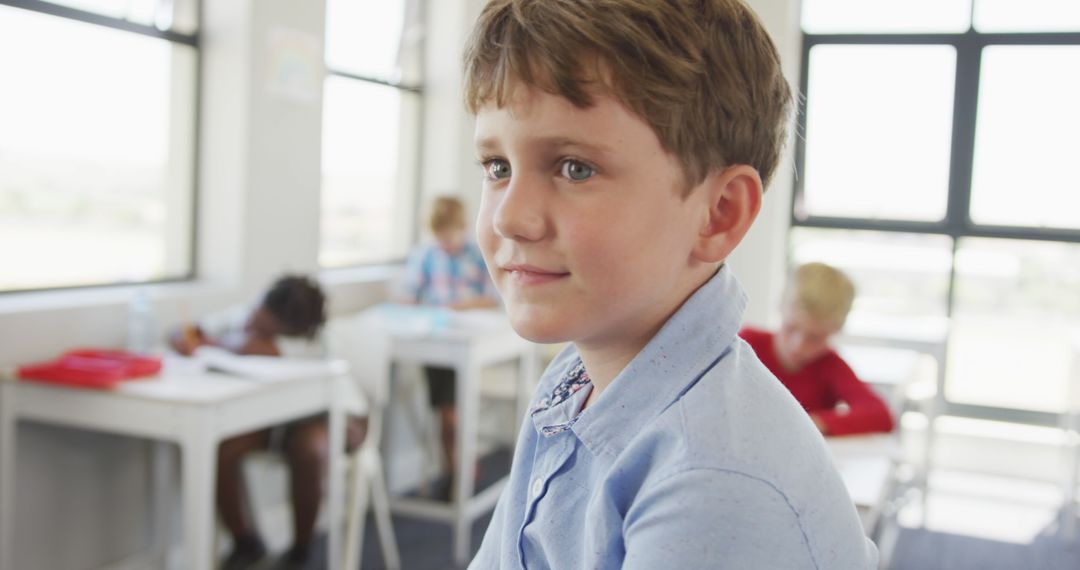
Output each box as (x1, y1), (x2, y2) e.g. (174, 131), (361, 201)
(801, 45), (955, 222)
(320, 78), (419, 267)
(970, 46), (1080, 230)
(975, 0), (1080, 33)
(947, 239), (1080, 413)
(0, 6), (197, 292)
(325, 0), (419, 84)
(802, 0), (971, 34)
(41, 0), (198, 33)
(789, 228), (953, 321)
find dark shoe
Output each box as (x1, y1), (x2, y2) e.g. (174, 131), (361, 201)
(221, 537), (267, 570)
(267, 545), (316, 570)
(430, 476), (453, 502)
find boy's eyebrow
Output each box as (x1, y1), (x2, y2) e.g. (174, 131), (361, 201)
(474, 135), (615, 157)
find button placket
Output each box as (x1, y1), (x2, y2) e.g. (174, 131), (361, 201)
(531, 477), (544, 499)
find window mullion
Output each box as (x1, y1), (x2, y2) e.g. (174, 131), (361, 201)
(944, 32), (981, 237)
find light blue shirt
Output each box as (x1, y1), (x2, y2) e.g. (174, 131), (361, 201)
(470, 266), (877, 569)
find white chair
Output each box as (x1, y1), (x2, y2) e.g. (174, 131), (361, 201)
(324, 313), (402, 570)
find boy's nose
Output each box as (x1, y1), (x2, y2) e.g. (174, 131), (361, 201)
(492, 177), (547, 242)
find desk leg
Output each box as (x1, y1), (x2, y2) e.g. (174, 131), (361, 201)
(452, 358), (480, 566)
(181, 415), (217, 570)
(326, 381), (344, 570)
(0, 383), (15, 570)
(151, 441), (175, 568)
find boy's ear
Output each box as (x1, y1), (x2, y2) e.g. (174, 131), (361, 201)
(691, 165), (763, 264)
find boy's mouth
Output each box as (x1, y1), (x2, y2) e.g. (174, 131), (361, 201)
(501, 263), (570, 286)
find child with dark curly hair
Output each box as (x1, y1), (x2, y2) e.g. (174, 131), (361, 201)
(171, 275), (366, 570)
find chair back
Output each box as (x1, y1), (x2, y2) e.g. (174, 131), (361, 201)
(324, 310), (393, 412)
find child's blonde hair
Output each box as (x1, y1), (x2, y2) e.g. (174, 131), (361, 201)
(429, 196), (466, 233)
(463, 0), (793, 191)
(782, 262), (856, 330)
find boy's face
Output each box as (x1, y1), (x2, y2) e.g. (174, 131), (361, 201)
(246, 306), (285, 338)
(775, 308), (840, 371)
(474, 86), (710, 350)
(435, 227), (466, 254)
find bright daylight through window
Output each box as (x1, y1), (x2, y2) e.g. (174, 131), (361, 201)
(0, 0), (198, 293)
(795, 0), (1080, 424)
(319, 0), (422, 268)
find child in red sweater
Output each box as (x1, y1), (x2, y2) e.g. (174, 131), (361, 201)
(741, 262), (893, 436)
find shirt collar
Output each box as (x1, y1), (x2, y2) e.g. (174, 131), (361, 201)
(535, 265), (746, 457)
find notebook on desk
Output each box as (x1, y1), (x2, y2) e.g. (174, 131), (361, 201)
(193, 346), (345, 382)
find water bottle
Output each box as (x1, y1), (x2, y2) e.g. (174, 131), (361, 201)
(126, 288), (157, 354)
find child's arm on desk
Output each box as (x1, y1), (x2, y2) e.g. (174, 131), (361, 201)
(817, 357), (894, 436)
(168, 324), (210, 356)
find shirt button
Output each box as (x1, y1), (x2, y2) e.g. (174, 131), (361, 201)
(531, 478), (544, 499)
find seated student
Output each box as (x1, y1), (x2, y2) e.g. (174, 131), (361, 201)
(741, 262), (894, 436)
(398, 196), (499, 494)
(464, 1), (877, 568)
(170, 275), (366, 570)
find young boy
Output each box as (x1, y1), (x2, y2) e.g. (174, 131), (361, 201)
(464, 1), (877, 568)
(742, 262), (894, 436)
(399, 196), (499, 494)
(171, 275), (366, 570)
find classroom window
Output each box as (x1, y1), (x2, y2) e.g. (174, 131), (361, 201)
(0, 1), (199, 293)
(797, 4), (1080, 427)
(948, 239), (1080, 413)
(973, 0), (1080, 33)
(969, 46), (1080, 230)
(801, 45), (955, 222)
(789, 228), (952, 321)
(319, 0), (422, 268)
(800, 0), (971, 34)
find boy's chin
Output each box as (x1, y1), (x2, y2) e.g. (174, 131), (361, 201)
(505, 309), (571, 345)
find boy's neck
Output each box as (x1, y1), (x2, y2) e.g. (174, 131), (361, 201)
(577, 344), (643, 395)
(577, 265), (719, 403)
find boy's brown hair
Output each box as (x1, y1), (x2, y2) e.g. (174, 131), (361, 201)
(463, 0), (793, 190)
(429, 195), (467, 233)
(782, 262), (856, 330)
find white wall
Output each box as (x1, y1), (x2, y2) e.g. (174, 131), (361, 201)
(727, 0), (803, 330)
(0, 0), (803, 566)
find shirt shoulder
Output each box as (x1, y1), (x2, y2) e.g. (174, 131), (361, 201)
(615, 341), (874, 566)
(641, 338), (818, 477)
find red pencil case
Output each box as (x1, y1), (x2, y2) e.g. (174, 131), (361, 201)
(17, 349), (162, 389)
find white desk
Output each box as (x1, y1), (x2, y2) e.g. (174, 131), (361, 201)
(837, 344), (927, 415)
(0, 357), (347, 570)
(381, 310), (536, 566)
(827, 345), (927, 568)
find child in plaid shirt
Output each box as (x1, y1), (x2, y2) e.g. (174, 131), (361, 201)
(400, 196), (499, 496)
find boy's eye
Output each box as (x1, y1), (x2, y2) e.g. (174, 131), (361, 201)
(560, 159), (595, 181)
(482, 159), (512, 180)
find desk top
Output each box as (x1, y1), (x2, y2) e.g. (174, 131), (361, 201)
(826, 434), (900, 511)
(6, 353), (345, 405)
(836, 344), (922, 389)
(373, 305), (518, 341)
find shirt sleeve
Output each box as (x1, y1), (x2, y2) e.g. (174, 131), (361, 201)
(816, 355), (895, 436)
(623, 469), (830, 570)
